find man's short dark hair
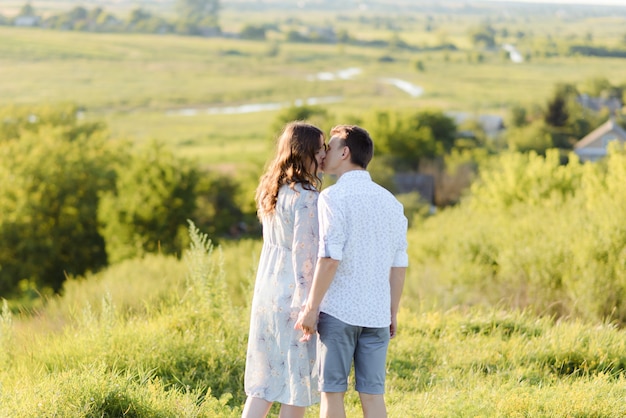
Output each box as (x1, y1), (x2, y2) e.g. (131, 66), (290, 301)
(330, 125), (373, 169)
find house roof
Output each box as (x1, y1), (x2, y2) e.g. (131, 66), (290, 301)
(445, 112), (505, 137)
(576, 94), (623, 113)
(574, 118), (626, 149)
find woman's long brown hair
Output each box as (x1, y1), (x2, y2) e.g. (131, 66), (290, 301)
(255, 121), (323, 218)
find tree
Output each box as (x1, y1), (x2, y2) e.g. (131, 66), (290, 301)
(176, 0), (220, 35)
(0, 105), (117, 294)
(367, 109), (456, 171)
(18, 2), (36, 16)
(508, 104), (528, 128)
(98, 141), (198, 264)
(544, 94), (569, 128)
(506, 120), (553, 155)
(410, 110), (457, 153)
(239, 24), (266, 40)
(534, 82), (608, 150)
(193, 173), (244, 238)
(469, 24), (496, 49)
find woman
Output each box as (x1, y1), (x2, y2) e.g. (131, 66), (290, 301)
(242, 121), (326, 418)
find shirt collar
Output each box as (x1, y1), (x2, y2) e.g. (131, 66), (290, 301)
(337, 169), (371, 184)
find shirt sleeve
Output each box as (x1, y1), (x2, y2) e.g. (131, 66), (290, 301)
(318, 191), (345, 261)
(291, 188), (319, 308)
(392, 211), (409, 267)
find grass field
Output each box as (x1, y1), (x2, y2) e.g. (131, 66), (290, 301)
(2, 3), (626, 416)
(2, 5), (626, 170)
(1, 230), (625, 417)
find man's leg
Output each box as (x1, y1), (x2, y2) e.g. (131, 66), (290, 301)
(354, 326), (390, 418)
(359, 392), (386, 418)
(317, 313), (356, 418)
(320, 392), (346, 418)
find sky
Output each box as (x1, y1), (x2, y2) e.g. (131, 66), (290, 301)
(479, 0), (626, 5)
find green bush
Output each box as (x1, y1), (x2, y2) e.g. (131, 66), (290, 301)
(405, 147), (626, 324)
(98, 141), (198, 263)
(0, 104), (252, 296)
(0, 105), (118, 293)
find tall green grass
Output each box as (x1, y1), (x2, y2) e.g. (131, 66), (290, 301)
(1, 222), (625, 416)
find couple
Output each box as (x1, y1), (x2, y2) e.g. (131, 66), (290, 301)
(242, 122), (408, 418)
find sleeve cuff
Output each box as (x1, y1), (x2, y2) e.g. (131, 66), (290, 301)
(319, 242), (343, 261)
(392, 252), (409, 267)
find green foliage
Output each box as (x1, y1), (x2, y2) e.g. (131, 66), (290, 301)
(405, 148), (626, 324)
(3, 270), (626, 418)
(176, 0), (220, 35)
(0, 104), (117, 294)
(0, 103), (252, 296)
(239, 24), (266, 40)
(544, 93), (569, 128)
(98, 141), (198, 263)
(468, 24), (496, 48)
(2, 224), (626, 416)
(0, 224), (246, 416)
(126, 8), (171, 34)
(414, 59), (425, 72)
(468, 149), (582, 210)
(0, 103), (103, 144)
(367, 109), (457, 171)
(506, 119), (554, 155)
(543, 82), (608, 150)
(395, 192), (431, 226)
(193, 172), (244, 239)
(18, 2), (36, 16)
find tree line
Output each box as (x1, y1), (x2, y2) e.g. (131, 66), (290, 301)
(2, 0), (220, 36)
(1, 75), (623, 299)
(0, 104), (242, 297)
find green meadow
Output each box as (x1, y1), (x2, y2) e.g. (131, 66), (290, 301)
(1, 224), (625, 416)
(2, 5), (626, 170)
(2, 1), (626, 415)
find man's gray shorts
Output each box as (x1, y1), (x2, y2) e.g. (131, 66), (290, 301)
(317, 312), (390, 395)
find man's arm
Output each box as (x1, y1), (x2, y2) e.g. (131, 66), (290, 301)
(389, 266), (406, 339)
(294, 257), (339, 341)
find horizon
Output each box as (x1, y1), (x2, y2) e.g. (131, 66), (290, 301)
(478, 0), (626, 5)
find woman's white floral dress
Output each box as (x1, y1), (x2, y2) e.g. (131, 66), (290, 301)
(244, 183), (320, 406)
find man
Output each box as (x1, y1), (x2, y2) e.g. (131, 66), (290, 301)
(295, 125), (408, 418)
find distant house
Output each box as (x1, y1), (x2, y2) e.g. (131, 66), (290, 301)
(576, 94), (622, 114)
(574, 118), (626, 162)
(445, 111), (505, 138)
(393, 173), (435, 205)
(302, 26), (337, 43)
(14, 15), (40, 27)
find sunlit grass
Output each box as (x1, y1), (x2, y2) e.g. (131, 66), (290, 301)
(2, 24), (625, 168)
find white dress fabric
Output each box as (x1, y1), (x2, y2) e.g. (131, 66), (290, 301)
(244, 183), (320, 407)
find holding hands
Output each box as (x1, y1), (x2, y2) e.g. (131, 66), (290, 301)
(295, 307), (318, 342)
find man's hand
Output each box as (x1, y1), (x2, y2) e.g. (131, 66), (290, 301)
(295, 307), (318, 342)
(294, 257), (339, 342)
(390, 314), (398, 339)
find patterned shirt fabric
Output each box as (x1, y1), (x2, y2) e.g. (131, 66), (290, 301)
(318, 170), (409, 328)
(244, 183), (320, 406)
